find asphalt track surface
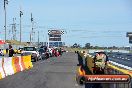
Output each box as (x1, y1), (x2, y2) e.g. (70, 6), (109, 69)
(108, 52), (132, 68)
(0, 52), (85, 88)
(90, 52), (132, 68)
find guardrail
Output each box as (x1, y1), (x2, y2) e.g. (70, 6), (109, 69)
(107, 62), (132, 88)
(76, 51), (132, 88)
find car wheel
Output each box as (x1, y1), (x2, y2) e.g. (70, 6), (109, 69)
(32, 58), (36, 62)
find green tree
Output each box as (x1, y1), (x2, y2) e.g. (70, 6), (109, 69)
(85, 43), (91, 49)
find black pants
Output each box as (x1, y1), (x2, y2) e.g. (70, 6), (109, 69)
(78, 54), (83, 66)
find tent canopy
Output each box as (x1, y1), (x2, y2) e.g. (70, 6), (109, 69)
(0, 40), (5, 45)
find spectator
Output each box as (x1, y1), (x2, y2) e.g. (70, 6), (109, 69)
(77, 51), (83, 66)
(9, 45), (15, 57)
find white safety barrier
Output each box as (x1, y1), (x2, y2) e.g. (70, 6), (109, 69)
(3, 57), (14, 76)
(0, 57), (6, 79)
(0, 55), (33, 79)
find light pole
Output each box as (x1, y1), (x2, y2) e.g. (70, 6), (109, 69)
(4, 0), (8, 41)
(20, 10), (23, 43)
(31, 13), (33, 44)
(38, 31), (39, 47)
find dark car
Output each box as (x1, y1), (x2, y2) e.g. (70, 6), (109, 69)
(38, 48), (46, 60)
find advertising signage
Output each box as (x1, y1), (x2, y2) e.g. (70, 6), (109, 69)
(49, 34), (61, 38)
(48, 30), (61, 35)
(49, 38), (61, 41)
(126, 32), (132, 37)
(129, 36), (132, 44)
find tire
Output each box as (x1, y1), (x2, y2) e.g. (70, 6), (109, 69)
(76, 75), (85, 86)
(45, 53), (49, 59)
(32, 58), (36, 62)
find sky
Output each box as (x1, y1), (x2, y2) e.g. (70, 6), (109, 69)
(0, 0), (132, 47)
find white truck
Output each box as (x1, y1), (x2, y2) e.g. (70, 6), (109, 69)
(22, 46), (39, 62)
